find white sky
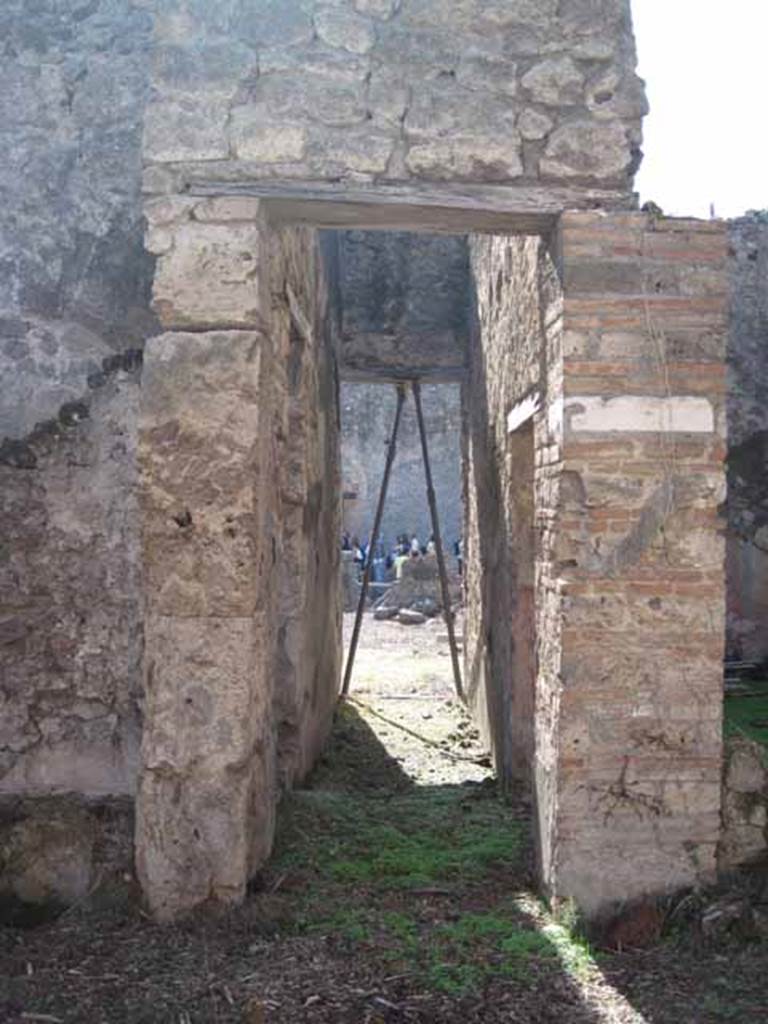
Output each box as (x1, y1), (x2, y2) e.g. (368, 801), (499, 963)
(632, 0), (768, 218)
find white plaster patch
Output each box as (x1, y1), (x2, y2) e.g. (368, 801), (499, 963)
(507, 391), (541, 433)
(566, 396), (714, 434)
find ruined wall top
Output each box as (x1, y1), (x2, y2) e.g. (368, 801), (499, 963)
(141, 0), (647, 203)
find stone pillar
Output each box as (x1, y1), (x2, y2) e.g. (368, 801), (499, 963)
(136, 199), (279, 920)
(542, 212), (727, 915)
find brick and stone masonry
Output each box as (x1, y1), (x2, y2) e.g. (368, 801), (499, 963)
(0, 0), (754, 924)
(466, 213), (728, 914)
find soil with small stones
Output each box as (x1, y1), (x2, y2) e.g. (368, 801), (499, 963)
(1, 615), (766, 1024)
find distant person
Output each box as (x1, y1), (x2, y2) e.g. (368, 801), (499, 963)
(410, 534), (421, 557)
(394, 549), (409, 580)
(341, 531), (351, 551)
(426, 534), (436, 556)
(352, 536), (364, 566)
(454, 537), (463, 576)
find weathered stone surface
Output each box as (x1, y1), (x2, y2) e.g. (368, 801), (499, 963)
(718, 736), (768, 871)
(726, 216), (768, 662)
(518, 108), (554, 141)
(0, 3), (154, 336)
(338, 230), (469, 377)
(151, 216), (266, 330)
(137, 615), (274, 920)
(139, 0), (645, 195)
(341, 382), (463, 552)
(355, 0), (401, 18)
(0, 360), (142, 797)
(550, 213), (728, 915)
(466, 234), (559, 796)
(521, 57), (584, 106)
(140, 330), (267, 617)
(727, 743), (767, 794)
(405, 82), (523, 181)
(143, 94), (230, 163)
(0, 800), (96, 912)
(230, 106), (308, 163)
(315, 6), (376, 54)
(0, 320), (114, 440)
(136, 224), (341, 919)
(541, 120), (635, 182)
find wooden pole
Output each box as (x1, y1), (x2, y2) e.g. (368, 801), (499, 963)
(341, 384), (407, 698)
(412, 381), (465, 702)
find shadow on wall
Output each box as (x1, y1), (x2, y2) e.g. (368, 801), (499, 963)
(463, 280), (513, 784)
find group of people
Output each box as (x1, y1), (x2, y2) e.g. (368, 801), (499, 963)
(341, 531), (463, 579)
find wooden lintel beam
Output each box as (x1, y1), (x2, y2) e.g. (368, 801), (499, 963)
(182, 178), (634, 236)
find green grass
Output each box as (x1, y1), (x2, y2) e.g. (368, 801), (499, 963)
(266, 783), (601, 995)
(273, 785), (524, 891)
(724, 693), (768, 749)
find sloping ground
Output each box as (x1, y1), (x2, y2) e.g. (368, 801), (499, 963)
(1, 616), (766, 1023)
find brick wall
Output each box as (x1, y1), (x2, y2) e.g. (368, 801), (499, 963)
(553, 212), (727, 914)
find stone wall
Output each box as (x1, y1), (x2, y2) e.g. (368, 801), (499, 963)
(140, 0), (646, 199)
(337, 230), (469, 379)
(726, 216), (768, 663)
(0, 0), (155, 801)
(719, 734), (768, 872)
(0, 356), (143, 798)
(0, 0), (156, 439)
(341, 381), (463, 550)
(464, 234), (563, 804)
(136, 197), (341, 919)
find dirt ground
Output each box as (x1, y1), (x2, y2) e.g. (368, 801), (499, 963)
(1, 613), (766, 1023)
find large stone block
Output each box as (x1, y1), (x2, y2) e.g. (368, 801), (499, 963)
(151, 220), (266, 330)
(136, 615), (275, 921)
(541, 120), (634, 182)
(143, 94), (230, 163)
(140, 331), (270, 617)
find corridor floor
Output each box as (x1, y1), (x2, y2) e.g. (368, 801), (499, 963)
(1, 615), (765, 1023)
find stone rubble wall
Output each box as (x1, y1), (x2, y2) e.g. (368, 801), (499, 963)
(341, 381), (463, 550)
(139, 0), (646, 197)
(553, 212), (728, 915)
(136, 197), (341, 919)
(0, 356), (143, 799)
(718, 734), (768, 872)
(726, 217), (768, 663)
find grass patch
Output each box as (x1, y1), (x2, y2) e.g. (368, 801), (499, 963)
(260, 702), (594, 998)
(272, 785), (524, 891)
(266, 782), (548, 994)
(724, 693), (768, 749)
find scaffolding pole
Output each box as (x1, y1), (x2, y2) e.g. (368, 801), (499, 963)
(412, 380), (465, 702)
(341, 383), (407, 698)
